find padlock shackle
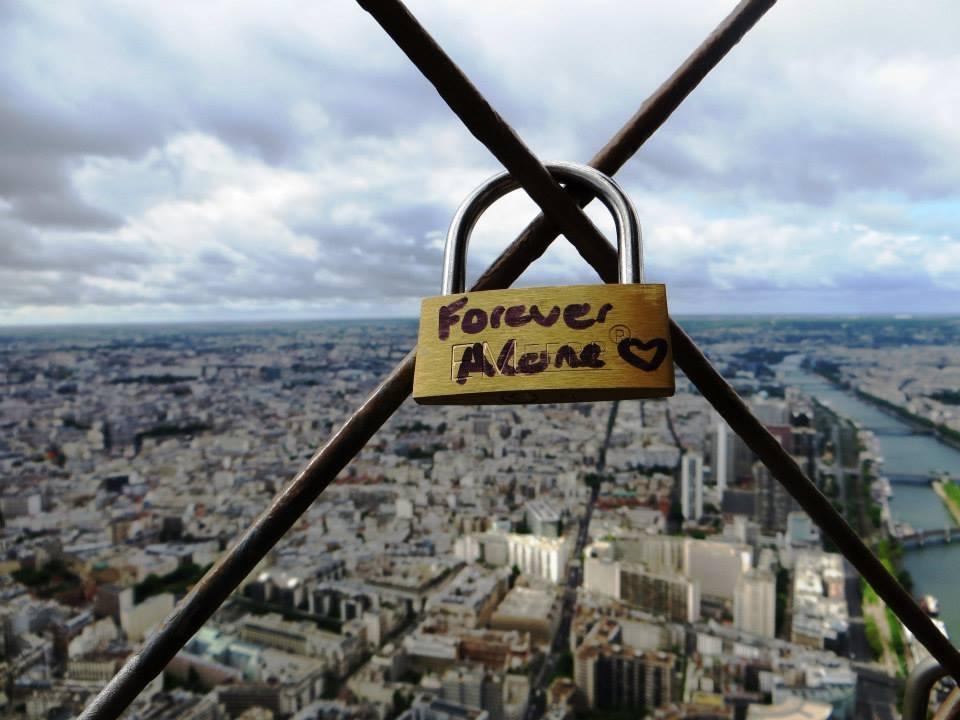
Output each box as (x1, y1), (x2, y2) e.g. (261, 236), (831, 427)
(441, 162), (642, 295)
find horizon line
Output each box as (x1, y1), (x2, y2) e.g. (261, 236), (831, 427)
(1, 311), (958, 332)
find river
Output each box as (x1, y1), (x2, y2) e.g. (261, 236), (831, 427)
(778, 356), (960, 639)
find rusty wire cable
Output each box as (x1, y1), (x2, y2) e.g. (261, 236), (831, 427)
(81, 1), (957, 717)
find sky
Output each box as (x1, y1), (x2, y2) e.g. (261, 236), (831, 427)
(1, 0), (959, 325)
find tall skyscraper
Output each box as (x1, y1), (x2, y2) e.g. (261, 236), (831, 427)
(754, 461), (800, 533)
(713, 415), (733, 494)
(680, 452), (704, 522)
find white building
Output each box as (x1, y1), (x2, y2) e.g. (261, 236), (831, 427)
(525, 499), (561, 537)
(584, 542), (699, 624)
(454, 533), (509, 567)
(121, 593), (174, 642)
(750, 397), (790, 426)
(489, 586), (557, 644)
(0, 493), (41, 518)
(791, 551), (849, 650)
(583, 542), (620, 598)
(684, 539), (752, 603)
(787, 512), (821, 547)
(67, 616), (118, 658)
(747, 697), (832, 720)
(734, 569), (776, 638)
(680, 452), (704, 521)
(615, 535), (685, 576)
(456, 533), (567, 584)
(713, 415), (733, 495)
(506, 534), (568, 584)
(396, 497), (414, 520)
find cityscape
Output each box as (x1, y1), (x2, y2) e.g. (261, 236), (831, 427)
(0, 315), (958, 720)
(2, 0), (958, 718)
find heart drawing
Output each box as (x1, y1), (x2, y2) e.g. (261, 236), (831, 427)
(617, 337), (668, 372)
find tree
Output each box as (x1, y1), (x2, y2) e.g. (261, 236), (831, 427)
(399, 669), (422, 685)
(554, 651), (573, 679)
(134, 574), (162, 604)
(322, 670), (340, 700)
(666, 498), (684, 535)
(584, 473), (605, 491)
(775, 566), (790, 638)
(864, 616), (883, 659)
(391, 689), (411, 719)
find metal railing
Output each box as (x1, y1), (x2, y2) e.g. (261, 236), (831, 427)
(904, 659), (960, 719)
(78, 0), (960, 717)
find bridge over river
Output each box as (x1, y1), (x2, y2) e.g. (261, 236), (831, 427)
(886, 473), (957, 486)
(897, 526), (957, 550)
(879, 427), (935, 436)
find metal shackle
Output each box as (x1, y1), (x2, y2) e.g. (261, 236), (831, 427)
(441, 162), (643, 295)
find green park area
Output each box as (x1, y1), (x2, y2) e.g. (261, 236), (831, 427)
(134, 563), (210, 603)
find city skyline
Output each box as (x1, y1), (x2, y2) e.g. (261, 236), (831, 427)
(3, 1), (959, 714)
(2, 1), (959, 325)
(1, 311), (958, 331)
(1, 314), (957, 717)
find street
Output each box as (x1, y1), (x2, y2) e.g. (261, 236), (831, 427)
(524, 483), (599, 720)
(523, 400), (617, 719)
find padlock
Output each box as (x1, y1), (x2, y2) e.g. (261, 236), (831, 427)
(413, 162), (675, 405)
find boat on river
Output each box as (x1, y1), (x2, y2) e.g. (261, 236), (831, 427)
(920, 594), (940, 617)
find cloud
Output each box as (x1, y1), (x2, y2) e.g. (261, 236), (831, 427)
(0, 0), (958, 324)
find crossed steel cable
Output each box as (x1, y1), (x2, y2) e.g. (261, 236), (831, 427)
(80, 1), (960, 717)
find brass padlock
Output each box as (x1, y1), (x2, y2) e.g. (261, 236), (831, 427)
(413, 162), (675, 405)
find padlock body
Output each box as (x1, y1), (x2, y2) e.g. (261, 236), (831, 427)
(413, 284), (674, 404)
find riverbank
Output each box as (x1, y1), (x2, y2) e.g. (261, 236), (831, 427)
(780, 359), (960, 641)
(808, 367), (960, 453)
(855, 388), (960, 453)
(932, 480), (960, 526)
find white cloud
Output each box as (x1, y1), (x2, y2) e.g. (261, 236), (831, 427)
(1, 0), (959, 323)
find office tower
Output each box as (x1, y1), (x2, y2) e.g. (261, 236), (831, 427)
(680, 452), (704, 521)
(713, 416), (734, 494)
(754, 461), (800, 533)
